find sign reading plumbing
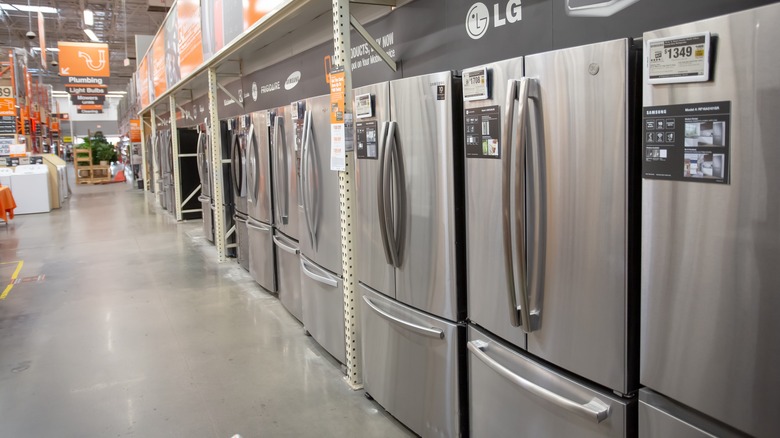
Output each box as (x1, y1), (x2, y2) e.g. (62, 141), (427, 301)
(57, 42), (111, 77)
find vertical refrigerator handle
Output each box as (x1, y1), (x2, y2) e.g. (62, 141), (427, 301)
(376, 121), (395, 265)
(274, 117), (289, 224)
(301, 110), (316, 248)
(196, 131), (204, 183)
(247, 123), (258, 204)
(503, 78), (542, 333)
(387, 121), (406, 267)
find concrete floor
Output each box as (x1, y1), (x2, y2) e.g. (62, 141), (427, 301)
(0, 177), (412, 437)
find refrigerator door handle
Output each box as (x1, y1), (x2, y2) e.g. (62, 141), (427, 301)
(525, 77), (545, 334)
(246, 218), (271, 232)
(198, 195), (210, 203)
(301, 110), (318, 248)
(274, 117), (289, 224)
(196, 131), (204, 183)
(502, 79), (523, 328)
(273, 234), (299, 254)
(301, 257), (338, 288)
(247, 123), (258, 204)
(467, 340), (611, 423)
(231, 131), (240, 197)
(362, 295), (444, 339)
(387, 121), (406, 267)
(376, 121), (394, 265)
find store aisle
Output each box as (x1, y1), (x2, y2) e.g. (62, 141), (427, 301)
(0, 181), (411, 437)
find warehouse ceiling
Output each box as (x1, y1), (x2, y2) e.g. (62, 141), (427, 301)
(0, 0), (168, 92)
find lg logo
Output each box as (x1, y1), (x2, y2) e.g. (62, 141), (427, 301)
(466, 0), (523, 40)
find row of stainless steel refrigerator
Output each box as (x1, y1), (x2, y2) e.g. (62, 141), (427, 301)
(186, 4), (779, 437)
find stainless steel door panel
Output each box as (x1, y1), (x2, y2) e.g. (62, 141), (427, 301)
(524, 39), (632, 393)
(465, 57), (527, 349)
(271, 106), (300, 239)
(360, 285), (462, 438)
(202, 200), (214, 242)
(235, 213), (249, 271)
(248, 111), (273, 224)
(274, 230), (303, 322)
(638, 389), (743, 438)
(641, 7), (780, 436)
(300, 255), (346, 364)
(390, 72), (460, 321)
(299, 95), (342, 274)
(469, 325), (631, 438)
(248, 218), (276, 292)
(354, 82), (395, 298)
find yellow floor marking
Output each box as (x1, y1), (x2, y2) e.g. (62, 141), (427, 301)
(0, 260), (24, 300)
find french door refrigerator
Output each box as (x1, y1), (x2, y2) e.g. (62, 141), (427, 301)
(231, 116), (249, 270)
(297, 95), (345, 364)
(354, 71), (466, 438)
(640, 5), (780, 437)
(196, 123), (214, 242)
(219, 119), (237, 258)
(269, 105), (303, 322)
(464, 38), (641, 437)
(246, 110), (276, 294)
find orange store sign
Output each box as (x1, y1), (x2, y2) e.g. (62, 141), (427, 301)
(243, 0), (285, 30)
(177, 0), (203, 78)
(0, 97), (15, 117)
(57, 42), (110, 77)
(151, 33), (167, 99)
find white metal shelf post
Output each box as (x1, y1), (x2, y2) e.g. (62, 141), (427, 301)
(150, 106), (160, 204)
(334, 0), (362, 390)
(169, 95), (183, 221)
(208, 67), (227, 262)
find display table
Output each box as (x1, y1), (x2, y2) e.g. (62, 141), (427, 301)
(0, 185), (16, 222)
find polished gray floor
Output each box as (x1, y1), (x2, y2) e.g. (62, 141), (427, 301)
(0, 176), (412, 437)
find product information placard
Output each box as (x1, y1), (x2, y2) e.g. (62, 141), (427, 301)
(465, 105), (501, 158)
(642, 101), (730, 184)
(647, 33), (711, 84)
(355, 93), (373, 119)
(356, 120), (378, 160)
(463, 67), (488, 101)
(0, 116), (16, 135)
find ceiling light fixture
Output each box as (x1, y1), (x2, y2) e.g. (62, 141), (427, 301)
(24, 0), (36, 40)
(83, 8), (93, 26)
(122, 0), (130, 66)
(108, 91), (127, 94)
(84, 28), (100, 42)
(0, 4), (58, 14)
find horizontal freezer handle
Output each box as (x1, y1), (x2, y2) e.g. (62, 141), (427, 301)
(273, 234), (299, 254)
(467, 340), (611, 424)
(301, 258), (338, 288)
(246, 219), (271, 232)
(197, 195), (210, 202)
(362, 295), (444, 340)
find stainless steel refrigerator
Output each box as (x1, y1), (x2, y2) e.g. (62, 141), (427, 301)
(231, 116), (249, 271)
(269, 105), (303, 322)
(354, 71), (466, 438)
(196, 123), (214, 243)
(297, 95), (345, 364)
(463, 38), (641, 437)
(246, 110), (276, 294)
(640, 5), (780, 437)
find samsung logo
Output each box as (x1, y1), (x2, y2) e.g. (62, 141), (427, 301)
(285, 71), (301, 90)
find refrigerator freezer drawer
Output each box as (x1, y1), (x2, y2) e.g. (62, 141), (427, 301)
(638, 389), (743, 438)
(468, 325), (633, 438)
(300, 255), (346, 364)
(360, 285), (463, 438)
(274, 231), (303, 322)
(247, 218), (276, 293)
(235, 215), (249, 271)
(202, 200), (213, 242)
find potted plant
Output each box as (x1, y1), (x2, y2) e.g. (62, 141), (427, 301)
(83, 131), (117, 165)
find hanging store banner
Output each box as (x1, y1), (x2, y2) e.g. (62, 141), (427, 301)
(200, 0), (218, 60)
(38, 12), (47, 68)
(151, 32), (167, 99)
(57, 42), (110, 77)
(243, 0), (285, 30)
(137, 58), (151, 108)
(165, 6), (181, 87)
(77, 105), (104, 114)
(129, 119), (142, 142)
(222, 0), (244, 48)
(177, 0), (203, 78)
(65, 84), (107, 95)
(70, 94), (106, 105)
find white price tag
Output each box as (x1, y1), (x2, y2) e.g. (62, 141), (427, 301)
(647, 32), (711, 84)
(355, 93), (373, 119)
(330, 124), (346, 171)
(462, 67), (489, 101)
